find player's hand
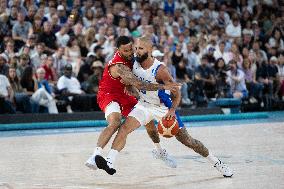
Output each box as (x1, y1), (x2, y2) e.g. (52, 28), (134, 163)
(124, 85), (139, 98)
(164, 108), (176, 120)
(163, 82), (181, 91)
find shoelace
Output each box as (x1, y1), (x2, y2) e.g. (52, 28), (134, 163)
(215, 161), (229, 172)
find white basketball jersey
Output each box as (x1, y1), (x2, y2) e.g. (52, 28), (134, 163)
(133, 58), (167, 106)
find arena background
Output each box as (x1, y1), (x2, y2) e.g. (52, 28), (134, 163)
(0, 0), (284, 188)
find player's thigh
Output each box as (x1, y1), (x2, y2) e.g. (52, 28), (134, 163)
(105, 101), (122, 127)
(151, 105), (168, 122)
(128, 104), (153, 126)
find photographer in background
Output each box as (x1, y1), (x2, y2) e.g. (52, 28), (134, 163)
(213, 58), (230, 98)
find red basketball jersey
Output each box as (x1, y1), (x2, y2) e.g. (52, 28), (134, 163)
(98, 51), (133, 94)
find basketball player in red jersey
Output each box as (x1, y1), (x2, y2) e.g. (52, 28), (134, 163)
(85, 36), (180, 172)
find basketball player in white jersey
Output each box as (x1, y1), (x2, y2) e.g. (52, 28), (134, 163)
(95, 36), (233, 177)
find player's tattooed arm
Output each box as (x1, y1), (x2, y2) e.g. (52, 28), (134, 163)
(124, 85), (140, 98)
(115, 64), (177, 91)
(156, 65), (181, 110)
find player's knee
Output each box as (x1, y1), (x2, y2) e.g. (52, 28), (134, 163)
(107, 120), (121, 132)
(117, 124), (130, 138)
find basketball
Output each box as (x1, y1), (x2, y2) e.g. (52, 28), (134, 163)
(157, 117), (179, 138)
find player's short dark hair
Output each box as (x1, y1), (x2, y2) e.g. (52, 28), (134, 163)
(116, 36), (133, 48)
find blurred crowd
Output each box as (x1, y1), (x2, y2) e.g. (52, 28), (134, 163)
(0, 0), (284, 114)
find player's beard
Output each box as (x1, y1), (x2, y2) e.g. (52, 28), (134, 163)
(121, 54), (134, 62)
(136, 53), (148, 63)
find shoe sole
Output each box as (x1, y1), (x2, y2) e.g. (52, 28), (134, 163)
(223, 174), (233, 178)
(95, 155), (116, 175)
(85, 162), (98, 170)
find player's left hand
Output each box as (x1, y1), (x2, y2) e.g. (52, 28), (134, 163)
(164, 108), (175, 120)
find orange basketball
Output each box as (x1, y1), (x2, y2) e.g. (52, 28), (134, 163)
(157, 117), (179, 138)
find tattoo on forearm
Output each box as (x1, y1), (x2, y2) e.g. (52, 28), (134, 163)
(117, 64), (164, 91)
(176, 128), (209, 157)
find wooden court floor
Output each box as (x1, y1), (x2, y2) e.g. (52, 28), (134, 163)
(0, 122), (283, 189)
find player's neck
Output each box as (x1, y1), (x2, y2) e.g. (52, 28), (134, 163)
(141, 56), (154, 69)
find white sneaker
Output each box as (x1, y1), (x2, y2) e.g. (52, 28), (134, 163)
(85, 156), (98, 170)
(249, 97), (257, 103)
(66, 105), (73, 113)
(152, 149), (177, 168)
(214, 159), (233, 177)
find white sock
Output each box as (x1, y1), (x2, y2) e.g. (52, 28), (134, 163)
(206, 153), (219, 165)
(154, 143), (163, 152)
(106, 149), (119, 168)
(92, 147), (102, 157)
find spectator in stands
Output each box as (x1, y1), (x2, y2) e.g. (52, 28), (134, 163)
(16, 54), (30, 78)
(30, 43), (46, 69)
(35, 67), (58, 114)
(225, 15), (241, 40)
(175, 58), (192, 106)
(32, 15), (43, 35)
(0, 53), (9, 75)
(214, 58), (230, 98)
(52, 47), (67, 77)
(242, 58), (263, 103)
(51, 14), (61, 34)
(57, 5), (67, 26)
(64, 36), (82, 76)
(171, 43), (184, 69)
(38, 21), (57, 54)
(81, 60), (104, 94)
(82, 8), (94, 28)
(0, 73), (16, 114)
(214, 41), (227, 61)
(226, 60), (248, 99)
(0, 13), (10, 43)
(55, 25), (70, 47)
(278, 54), (284, 100)
(252, 40), (268, 63)
(42, 56), (57, 84)
(8, 66), (32, 113)
(57, 64), (85, 113)
(8, 5), (17, 26)
(266, 28), (284, 54)
(25, 5), (37, 24)
(185, 42), (199, 71)
(4, 39), (16, 60)
(256, 59), (274, 105)
(269, 56), (280, 98)
(57, 64), (84, 95)
(194, 55), (216, 103)
(12, 11), (33, 51)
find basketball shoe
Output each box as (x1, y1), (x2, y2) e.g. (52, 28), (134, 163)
(85, 156), (98, 170)
(95, 155), (116, 175)
(214, 159), (233, 177)
(152, 149), (177, 168)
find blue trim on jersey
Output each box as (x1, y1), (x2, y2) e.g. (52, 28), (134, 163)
(158, 90), (184, 128)
(154, 64), (162, 77)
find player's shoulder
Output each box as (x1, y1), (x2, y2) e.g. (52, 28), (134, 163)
(153, 59), (167, 71)
(109, 51), (126, 65)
